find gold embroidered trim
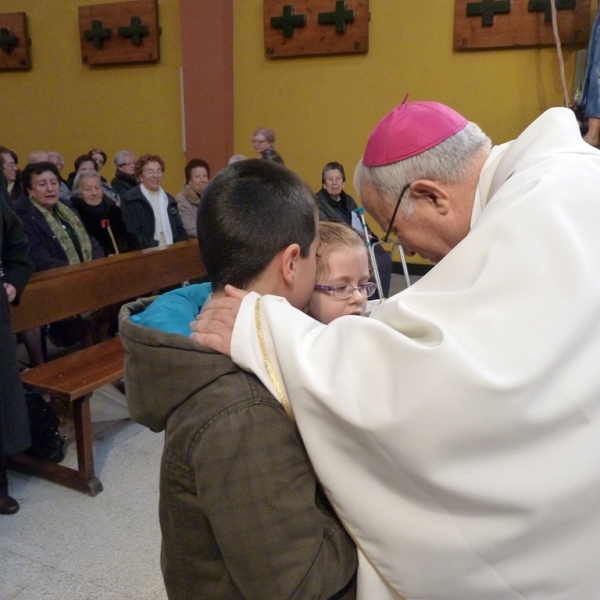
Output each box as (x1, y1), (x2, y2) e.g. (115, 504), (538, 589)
(255, 297), (295, 421)
(254, 300), (403, 597)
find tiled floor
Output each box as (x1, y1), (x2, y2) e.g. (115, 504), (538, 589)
(1, 421), (167, 600)
(2, 273), (419, 600)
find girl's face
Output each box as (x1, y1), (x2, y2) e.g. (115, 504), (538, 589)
(308, 246), (370, 325)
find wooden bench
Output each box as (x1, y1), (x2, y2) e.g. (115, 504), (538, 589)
(9, 240), (206, 496)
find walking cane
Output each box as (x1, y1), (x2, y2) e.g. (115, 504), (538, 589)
(101, 219), (120, 255)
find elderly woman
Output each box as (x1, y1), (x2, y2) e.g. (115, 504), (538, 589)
(111, 150), (137, 198)
(0, 146), (23, 202)
(315, 161), (392, 298)
(14, 162), (106, 353)
(121, 153), (188, 249)
(175, 159), (210, 238)
(14, 162), (104, 270)
(71, 170), (138, 255)
(252, 127), (285, 165)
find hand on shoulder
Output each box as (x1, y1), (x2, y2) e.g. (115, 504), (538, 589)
(190, 285), (248, 356)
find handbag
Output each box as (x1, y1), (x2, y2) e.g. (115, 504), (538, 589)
(25, 391), (65, 463)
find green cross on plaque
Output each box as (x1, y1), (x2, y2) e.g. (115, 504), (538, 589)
(318, 0), (355, 33)
(118, 16), (149, 46)
(0, 28), (18, 54)
(84, 20), (112, 49)
(528, 0), (576, 22)
(466, 0), (511, 26)
(271, 5), (306, 38)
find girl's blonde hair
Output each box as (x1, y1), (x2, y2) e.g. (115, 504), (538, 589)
(316, 222), (369, 280)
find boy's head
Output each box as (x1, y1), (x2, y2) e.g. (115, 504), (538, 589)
(308, 222), (375, 324)
(197, 159), (319, 310)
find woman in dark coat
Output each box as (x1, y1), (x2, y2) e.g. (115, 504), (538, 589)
(14, 162), (106, 355)
(0, 173), (34, 515)
(121, 154), (188, 250)
(70, 170), (138, 256)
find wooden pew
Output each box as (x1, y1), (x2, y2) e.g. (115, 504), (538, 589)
(9, 240), (206, 496)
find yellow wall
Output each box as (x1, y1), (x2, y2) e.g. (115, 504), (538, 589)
(233, 0), (595, 261)
(0, 0), (185, 194)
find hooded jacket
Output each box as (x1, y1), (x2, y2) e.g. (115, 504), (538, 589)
(119, 284), (357, 600)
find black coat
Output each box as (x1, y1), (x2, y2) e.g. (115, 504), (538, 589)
(110, 171), (138, 199)
(121, 185), (188, 250)
(13, 197), (104, 272)
(71, 195), (139, 256)
(0, 176), (34, 456)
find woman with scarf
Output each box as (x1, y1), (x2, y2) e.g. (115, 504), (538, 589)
(14, 162), (105, 355)
(121, 154), (188, 249)
(71, 170), (138, 255)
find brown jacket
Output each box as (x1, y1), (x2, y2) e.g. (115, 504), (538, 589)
(120, 290), (357, 600)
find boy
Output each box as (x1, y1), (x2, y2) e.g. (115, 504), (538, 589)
(308, 222), (377, 324)
(119, 160), (357, 599)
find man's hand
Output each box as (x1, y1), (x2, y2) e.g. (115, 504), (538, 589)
(190, 285), (248, 356)
(4, 282), (16, 303)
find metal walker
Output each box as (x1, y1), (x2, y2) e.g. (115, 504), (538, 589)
(353, 206), (410, 298)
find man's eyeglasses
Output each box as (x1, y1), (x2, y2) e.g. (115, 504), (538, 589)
(382, 182), (412, 244)
(313, 282), (377, 300)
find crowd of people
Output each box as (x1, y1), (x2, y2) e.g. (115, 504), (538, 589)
(6, 100), (600, 600)
(0, 126), (394, 520)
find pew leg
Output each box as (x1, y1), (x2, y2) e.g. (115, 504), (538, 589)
(6, 394), (103, 497)
(72, 394), (103, 495)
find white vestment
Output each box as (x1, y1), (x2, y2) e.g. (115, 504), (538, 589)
(229, 108), (600, 599)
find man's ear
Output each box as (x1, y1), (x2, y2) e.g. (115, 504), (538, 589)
(410, 180), (451, 215)
(280, 244), (302, 285)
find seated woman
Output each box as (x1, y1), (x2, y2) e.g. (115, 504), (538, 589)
(175, 159), (210, 238)
(14, 162), (106, 358)
(88, 148), (107, 178)
(252, 127), (285, 165)
(67, 155), (119, 204)
(0, 146), (23, 202)
(71, 170), (138, 255)
(315, 161), (392, 298)
(121, 153), (188, 249)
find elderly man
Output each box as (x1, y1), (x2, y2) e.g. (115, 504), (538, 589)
(47, 151), (71, 201)
(191, 101), (600, 599)
(110, 150), (137, 198)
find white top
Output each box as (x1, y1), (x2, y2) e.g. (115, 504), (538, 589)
(229, 108), (600, 599)
(141, 184), (173, 246)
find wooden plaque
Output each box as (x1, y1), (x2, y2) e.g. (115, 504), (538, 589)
(79, 0), (160, 65)
(454, 0), (591, 50)
(264, 0), (369, 58)
(0, 12), (31, 70)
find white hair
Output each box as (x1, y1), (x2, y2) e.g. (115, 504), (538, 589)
(114, 150), (135, 166)
(72, 169), (101, 198)
(354, 121), (491, 217)
(228, 154), (247, 165)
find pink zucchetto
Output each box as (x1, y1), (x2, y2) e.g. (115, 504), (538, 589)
(363, 101), (469, 167)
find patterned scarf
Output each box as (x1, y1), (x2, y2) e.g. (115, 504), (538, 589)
(32, 198), (93, 264)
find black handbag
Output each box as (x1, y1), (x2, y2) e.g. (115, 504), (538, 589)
(25, 392), (65, 463)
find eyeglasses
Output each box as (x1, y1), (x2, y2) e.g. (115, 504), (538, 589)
(382, 182), (412, 244)
(313, 281), (377, 300)
(252, 138), (268, 144)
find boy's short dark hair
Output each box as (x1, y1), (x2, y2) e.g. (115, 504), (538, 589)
(197, 159), (317, 292)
